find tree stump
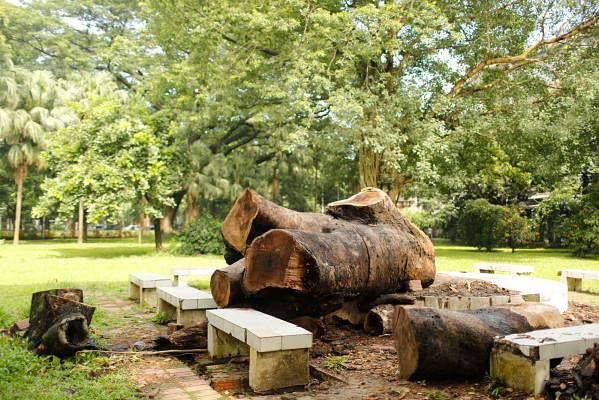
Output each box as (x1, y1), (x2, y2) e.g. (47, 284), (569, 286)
(25, 289), (97, 357)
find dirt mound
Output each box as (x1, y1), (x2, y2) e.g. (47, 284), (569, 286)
(420, 279), (517, 297)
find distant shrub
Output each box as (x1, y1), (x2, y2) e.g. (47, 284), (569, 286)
(504, 207), (535, 253)
(172, 216), (224, 255)
(458, 199), (508, 250)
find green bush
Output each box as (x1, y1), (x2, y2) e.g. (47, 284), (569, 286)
(533, 185), (599, 257)
(172, 216), (224, 255)
(458, 199), (508, 250)
(504, 207), (535, 253)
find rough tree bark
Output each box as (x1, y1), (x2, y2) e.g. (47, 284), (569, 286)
(392, 303), (563, 379)
(154, 321), (208, 350)
(242, 188), (435, 301)
(25, 289), (97, 357)
(221, 188), (334, 263)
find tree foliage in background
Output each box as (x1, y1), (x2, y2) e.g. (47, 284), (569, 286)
(458, 199), (508, 251)
(0, 0), (597, 255)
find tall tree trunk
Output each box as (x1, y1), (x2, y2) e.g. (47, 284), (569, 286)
(12, 164), (26, 245)
(358, 141), (383, 188)
(77, 200), (84, 245)
(185, 191), (199, 227)
(154, 218), (163, 253)
(137, 212), (145, 244)
(161, 206), (176, 234)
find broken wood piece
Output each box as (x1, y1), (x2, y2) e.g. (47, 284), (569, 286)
(154, 321), (208, 350)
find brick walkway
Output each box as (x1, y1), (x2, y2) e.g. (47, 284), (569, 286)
(91, 290), (224, 400)
(143, 364), (221, 400)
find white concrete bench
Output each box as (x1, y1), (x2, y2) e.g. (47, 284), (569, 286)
(559, 269), (599, 291)
(490, 324), (599, 394)
(474, 263), (533, 275)
(206, 308), (312, 393)
(157, 286), (217, 326)
(171, 267), (216, 287)
(128, 272), (172, 308)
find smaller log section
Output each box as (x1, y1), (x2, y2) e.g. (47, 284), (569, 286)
(392, 303), (564, 379)
(25, 289), (97, 357)
(210, 259), (245, 308)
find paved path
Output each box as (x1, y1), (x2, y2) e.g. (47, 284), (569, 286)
(91, 290), (223, 400)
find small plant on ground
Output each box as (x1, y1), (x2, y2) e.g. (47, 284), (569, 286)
(323, 355), (349, 373)
(485, 374), (505, 397)
(151, 311), (168, 325)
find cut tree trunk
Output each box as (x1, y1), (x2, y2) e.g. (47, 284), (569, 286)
(243, 222), (435, 298)
(221, 188), (334, 262)
(154, 321), (208, 350)
(25, 289), (97, 357)
(363, 304), (396, 335)
(392, 303), (563, 379)
(210, 259), (245, 308)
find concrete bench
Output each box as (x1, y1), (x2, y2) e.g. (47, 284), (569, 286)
(171, 267), (217, 287)
(559, 269), (599, 291)
(128, 272), (172, 308)
(157, 286), (217, 326)
(490, 324), (599, 394)
(206, 308), (312, 393)
(474, 263), (533, 275)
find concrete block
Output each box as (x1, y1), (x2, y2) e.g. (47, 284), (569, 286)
(565, 277), (583, 292)
(177, 308), (206, 326)
(424, 296), (439, 308)
(509, 294), (525, 304)
(469, 296), (490, 309)
(140, 287), (159, 308)
(414, 298), (425, 307)
(490, 348), (550, 394)
(281, 333), (313, 350)
(522, 293), (541, 303)
(490, 295), (510, 306)
(129, 282), (140, 300)
(208, 324), (250, 358)
(249, 348), (309, 392)
(158, 298), (177, 322)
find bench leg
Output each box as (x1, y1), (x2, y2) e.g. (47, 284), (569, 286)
(129, 282), (140, 300)
(249, 348), (310, 393)
(140, 288), (158, 308)
(207, 324), (249, 358)
(564, 277), (582, 292)
(173, 276), (187, 287)
(158, 298), (176, 322)
(490, 348), (550, 395)
(177, 309), (206, 326)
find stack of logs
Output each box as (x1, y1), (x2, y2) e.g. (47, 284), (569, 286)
(545, 344), (599, 400)
(210, 187), (436, 321)
(208, 187), (568, 381)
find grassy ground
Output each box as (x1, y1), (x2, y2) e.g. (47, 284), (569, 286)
(0, 238), (597, 399)
(0, 238), (222, 400)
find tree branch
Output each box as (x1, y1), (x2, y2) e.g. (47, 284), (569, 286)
(221, 34), (279, 57)
(448, 12), (599, 98)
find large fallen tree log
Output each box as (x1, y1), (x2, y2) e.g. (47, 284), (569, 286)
(215, 187), (435, 319)
(25, 289), (97, 357)
(392, 303), (563, 379)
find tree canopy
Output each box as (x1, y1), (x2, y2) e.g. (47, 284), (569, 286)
(0, 0), (597, 253)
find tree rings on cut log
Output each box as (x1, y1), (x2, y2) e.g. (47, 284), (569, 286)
(210, 259), (245, 308)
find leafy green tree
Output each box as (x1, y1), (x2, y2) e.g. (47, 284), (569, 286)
(458, 199), (508, 251)
(0, 62), (75, 244)
(34, 72), (174, 250)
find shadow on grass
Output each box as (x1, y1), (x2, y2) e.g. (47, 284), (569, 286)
(49, 246), (154, 259)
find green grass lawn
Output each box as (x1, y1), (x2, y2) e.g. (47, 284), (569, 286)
(0, 238), (597, 399)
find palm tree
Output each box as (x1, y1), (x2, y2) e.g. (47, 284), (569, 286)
(0, 66), (75, 244)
